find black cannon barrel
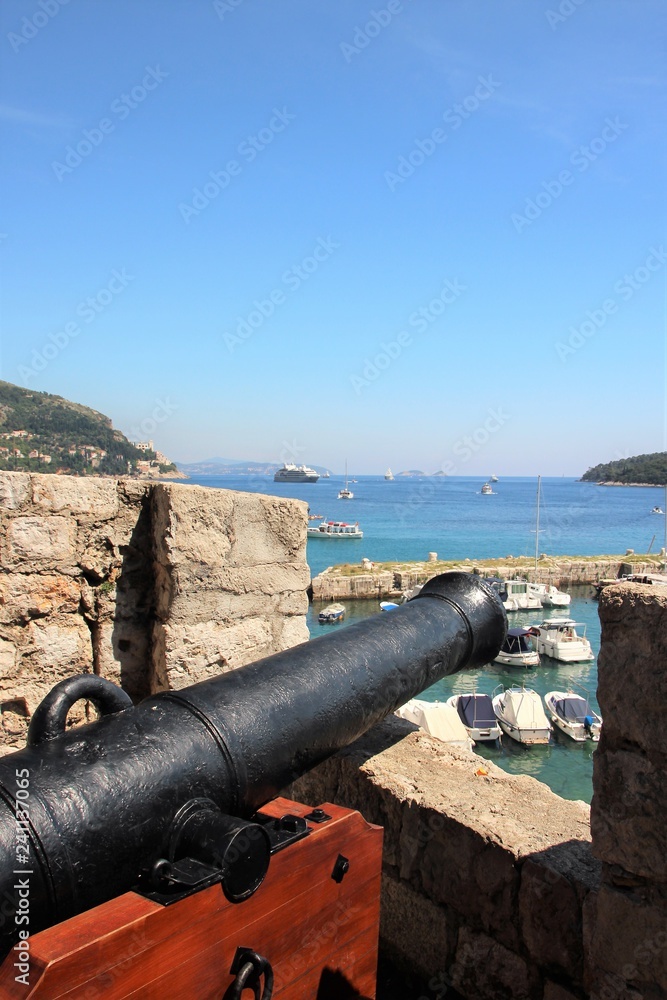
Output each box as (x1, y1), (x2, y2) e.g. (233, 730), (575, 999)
(0, 572), (505, 953)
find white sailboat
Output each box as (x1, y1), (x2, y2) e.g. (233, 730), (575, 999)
(338, 461), (353, 499)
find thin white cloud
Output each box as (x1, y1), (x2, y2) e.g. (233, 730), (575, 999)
(0, 105), (75, 129)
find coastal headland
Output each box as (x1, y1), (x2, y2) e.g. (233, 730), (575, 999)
(310, 552), (666, 600)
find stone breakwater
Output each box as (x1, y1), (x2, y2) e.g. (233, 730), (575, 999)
(311, 554), (665, 600)
(0, 472), (309, 754)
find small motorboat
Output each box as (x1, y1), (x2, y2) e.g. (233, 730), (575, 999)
(492, 686), (551, 745)
(493, 627), (540, 668)
(544, 690), (602, 742)
(317, 602), (346, 624)
(486, 578), (542, 612)
(446, 693), (502, 743)
(394, 698), (474, 750)
(527, 582), (571, 607)
(480, 482), (493, 494)
(651, 506), (664, 515)
(531, 619), (595, 662)
(380, 601), (399, 611)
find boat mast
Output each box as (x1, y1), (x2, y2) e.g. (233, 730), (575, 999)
(534, 475), (541, 572)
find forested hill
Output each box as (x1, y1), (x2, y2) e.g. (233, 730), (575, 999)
(581, 452), (667, 485)
(0, 381), (175, 476)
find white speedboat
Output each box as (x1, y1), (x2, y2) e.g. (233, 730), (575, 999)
(487, 578), (542, 612)
(317, 602), (346, 624)
(480, 482), (493, 494)
(492, 686), (551, 745)
(306, 520), (363, 539)
(651, 506), (664, 514)
(527, 582), (571, 607)
(446, 693), (502, 743)
(380, 601), (399, 611)
(395, 699), (474, 751)
(532, 619), (595, 662)
(490, 474), (498, 482)
(273, 463), (319, 483)
(544, 690), (602, 742)
(493, 627), (540, 668)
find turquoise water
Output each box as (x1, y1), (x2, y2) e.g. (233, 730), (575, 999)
(185, 474), (665, 803)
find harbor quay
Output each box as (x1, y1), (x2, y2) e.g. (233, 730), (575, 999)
(310, 552), (666, 600)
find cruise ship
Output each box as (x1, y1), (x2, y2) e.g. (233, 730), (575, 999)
(273, 463), (319, 483)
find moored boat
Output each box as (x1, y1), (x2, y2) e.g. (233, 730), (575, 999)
(380, 601), (399, 611)
(493, 627), (540, 668)
(486, 578), (542, 612)
(317, 602), (346, 624)
(492, 686), (551, 745)
(531, 619), (595, 662)
(307, 520), (363, 539)
(338, 460), (354, 499)
(394, 698), (474, 750)
(527, 582), (571, 607)
(446, 693), (502, 743)
(544, 690), (602, 742)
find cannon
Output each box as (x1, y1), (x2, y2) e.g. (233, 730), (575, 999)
(0, 572), (505, 997)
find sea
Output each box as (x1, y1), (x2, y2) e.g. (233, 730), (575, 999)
(184, 473), (667, 804)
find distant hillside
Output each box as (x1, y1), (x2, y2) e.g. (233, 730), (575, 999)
(581, 452), (667, 486)
(0, 381), (178, 477)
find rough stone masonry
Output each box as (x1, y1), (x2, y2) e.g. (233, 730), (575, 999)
(0, 472), (310, 753)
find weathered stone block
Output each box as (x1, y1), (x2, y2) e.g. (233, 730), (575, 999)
(0, 574), (81, 625)
(519, 858), (583, 979)
(584, 883), (667, 996)
(0, 473), (30, 511)
(2, 618), (93, 715)
(5, 516), (76, 567)
(153, 618), (280, 689)
(32, 474), (119, 520)
(380, 875), (456, 983)
(597, 584), (667, 754)
(591, 748), (667, 881)
(450, 926), (537, 1000)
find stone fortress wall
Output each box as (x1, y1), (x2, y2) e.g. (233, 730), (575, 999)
(0, 472), (309, 751)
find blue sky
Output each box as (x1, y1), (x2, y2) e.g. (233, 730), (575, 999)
(1, 0), (665, 475)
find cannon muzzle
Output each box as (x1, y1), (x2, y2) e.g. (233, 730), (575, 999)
(0, 572), (505, 955)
